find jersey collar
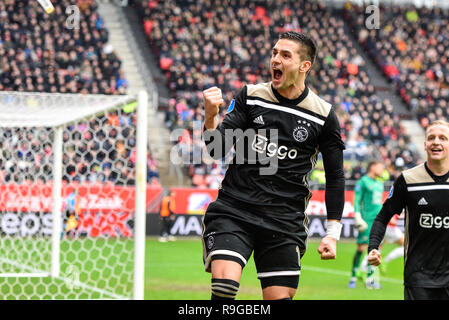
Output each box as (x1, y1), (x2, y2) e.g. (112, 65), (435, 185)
(424, 161), (449, 183)
(270, 82), (309, 106)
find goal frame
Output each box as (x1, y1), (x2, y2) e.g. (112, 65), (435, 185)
(0, 90), (148, 300)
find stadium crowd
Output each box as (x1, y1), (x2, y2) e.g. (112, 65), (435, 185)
(0, 0), (128, 94)
(0, 106), (160, 186)
(134, 0), (421, 188)
(345, 4), (449, 131)
(0, 0), (160, 186)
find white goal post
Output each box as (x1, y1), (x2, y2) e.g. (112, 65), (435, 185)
(0, 90), (148, 299)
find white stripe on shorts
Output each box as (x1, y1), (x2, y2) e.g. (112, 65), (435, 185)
(204, 249), (248, 272)
(257, 270), (301, 278)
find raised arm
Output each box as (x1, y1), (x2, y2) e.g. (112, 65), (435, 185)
(317, 108), (346, 259)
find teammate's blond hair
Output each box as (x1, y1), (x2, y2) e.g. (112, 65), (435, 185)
(426, 120), (449, 137)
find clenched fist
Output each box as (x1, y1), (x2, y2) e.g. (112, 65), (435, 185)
(317, 236), (337, 260)
(368, 249), (382, 266)
(203, 87), (224, 130)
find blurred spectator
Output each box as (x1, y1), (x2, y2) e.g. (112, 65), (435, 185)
(309, 163), (326, 189)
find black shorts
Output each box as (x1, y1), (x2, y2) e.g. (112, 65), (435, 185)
(404, 286), (449, 300)
(202, 198), (306, 288)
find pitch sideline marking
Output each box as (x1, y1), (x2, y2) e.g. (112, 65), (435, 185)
(302, 265), (403, 284)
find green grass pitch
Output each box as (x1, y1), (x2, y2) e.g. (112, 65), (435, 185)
(0, 237), (404, 299)
(146, 238), (404, 300)
(0, 238), (135, 299)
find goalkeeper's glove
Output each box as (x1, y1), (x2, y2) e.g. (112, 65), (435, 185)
(354, 212), (368, 232)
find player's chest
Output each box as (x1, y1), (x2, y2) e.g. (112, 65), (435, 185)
(365, 182), (384, 194)
(406, 187), (449, 230)
(246, 106), (323, 148)
(367, 185), (384, 204)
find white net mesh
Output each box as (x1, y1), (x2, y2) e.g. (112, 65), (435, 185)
(0, 92), (144, 299)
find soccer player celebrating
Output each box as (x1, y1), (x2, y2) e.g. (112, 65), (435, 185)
(201, 32), (345, 300)
(349, 161), (385, 289)
(368, 120), (449, 300)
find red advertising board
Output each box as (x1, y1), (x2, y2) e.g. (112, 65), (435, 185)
(76, 211), (133, 237)
(0, 182), (163, 238)
(171, 188), (218, 214)
(0, 211), (135, 238)
(170, 188), (389, 217)
(305, 190), (355, 217)
(0, 182), (163, 213)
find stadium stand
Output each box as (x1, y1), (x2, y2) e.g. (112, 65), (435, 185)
(0, 0), (160, 186)
(0, 0), (127, 94)
(133, 0), (421, 188)
(344, 3), (449, 131)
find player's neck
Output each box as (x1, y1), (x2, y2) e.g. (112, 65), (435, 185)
(368, 172), (377, 180)
(277, 78), (306, 100)
(426, 159), (449, 176)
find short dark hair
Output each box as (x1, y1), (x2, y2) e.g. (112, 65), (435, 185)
(279, 31), (317, 66)
(367, 160), (382, 172)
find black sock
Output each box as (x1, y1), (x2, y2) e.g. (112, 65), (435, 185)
(211, 278), (240, 300)
(351, 250), (363, 277)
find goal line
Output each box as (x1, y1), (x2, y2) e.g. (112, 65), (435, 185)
(0, 256), (128, 300)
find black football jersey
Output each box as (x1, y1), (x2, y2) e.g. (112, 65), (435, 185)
(369, 163), (449, 287)
(204, 82), (345, 214)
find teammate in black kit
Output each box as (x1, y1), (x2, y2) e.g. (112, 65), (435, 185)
(201, 32), (345, 300)
(368, 120), (449, 300)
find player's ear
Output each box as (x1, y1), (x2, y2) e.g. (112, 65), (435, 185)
(299, 60), (312, 73)
(424, 139), (428, 152)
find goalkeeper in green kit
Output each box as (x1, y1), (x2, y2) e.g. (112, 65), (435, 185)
(348, 161), (385, 289)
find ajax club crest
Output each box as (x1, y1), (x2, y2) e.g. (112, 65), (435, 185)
(207, 235), (215, 249)
(293, 126), (308, 142)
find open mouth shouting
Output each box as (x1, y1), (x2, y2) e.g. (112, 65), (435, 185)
(272, 66), (283, 84)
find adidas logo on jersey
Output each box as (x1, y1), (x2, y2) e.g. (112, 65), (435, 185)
(418, 197), (428, 205)
(253, 115), (265, 125)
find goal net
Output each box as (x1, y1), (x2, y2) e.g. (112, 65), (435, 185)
(0, 91), (148, 299)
